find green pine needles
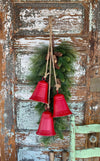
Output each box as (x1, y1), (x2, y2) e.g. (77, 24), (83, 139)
(28, 41), (77, 145)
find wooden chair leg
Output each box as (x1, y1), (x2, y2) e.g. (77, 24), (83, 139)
(49, 151), (54, 161)
(62, 151), (68, 161)
(70, 115), (75, 161)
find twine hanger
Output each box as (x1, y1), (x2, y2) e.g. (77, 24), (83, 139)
(44, 16), (60, 109)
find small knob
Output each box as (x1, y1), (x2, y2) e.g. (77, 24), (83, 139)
(89, 135), (97, 143)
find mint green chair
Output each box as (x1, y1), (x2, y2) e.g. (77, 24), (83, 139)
(69, 115), (100, 161)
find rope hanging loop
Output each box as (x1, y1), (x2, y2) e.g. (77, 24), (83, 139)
(44, 16), (61, 109)
(48, 16), (61, 92)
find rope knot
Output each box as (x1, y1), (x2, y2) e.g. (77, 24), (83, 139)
(44, 72), (49, 79)
(55, 84), (61, 91)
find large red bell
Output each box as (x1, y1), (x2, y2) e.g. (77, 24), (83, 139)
(36, 111), (56, 136)
(29, 80), (48, 103)
(53, 93), (72, 118)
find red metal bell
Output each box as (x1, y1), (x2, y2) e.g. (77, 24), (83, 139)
(53, 93), (72, 118)
(36, 111), (56, 136)
(29, 80), (48, 103)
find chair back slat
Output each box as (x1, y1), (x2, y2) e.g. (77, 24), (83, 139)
(76, 124), (100, 134)
(76, 148), (100, 158)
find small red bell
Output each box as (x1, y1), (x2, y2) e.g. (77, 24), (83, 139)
(30, 80), (48, 103)
(53, 93), (72, 118)
(36, 111), (56, 136)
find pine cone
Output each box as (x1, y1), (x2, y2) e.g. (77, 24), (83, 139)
(53, 55), (57, 63)
(55, 63), (60, 69)
(54, 52), (63, 57)
(57, 78), (61, 86)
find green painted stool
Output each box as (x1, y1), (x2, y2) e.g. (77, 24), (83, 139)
(69, 115), (100, 161)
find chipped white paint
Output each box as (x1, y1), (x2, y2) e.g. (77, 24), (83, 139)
(89, 3), (93, 32)
(3, 1), (12, 56)
(7, 131), (15, 137)
(0, 40), (6, 44)
(16, 54), (32, 82)
(18, 147), (49, 161)
(19, 8), (83, 34)
(69, 102), (84, 124)
(89, 105), (98, 110)
(15, 84), (34, 100)
(3, 113), (8, 119)
(73, 57), (86, 83)
(16, 131), (41, 146)
(15, 37), (49, 47)
(0, 0), (13, 99)
(71, 95), (84, 101)
(16, 101), (39, 130)
(93, 105), (98, 110)
(0, 84), (7, 99)
(15, 37), (73, 52)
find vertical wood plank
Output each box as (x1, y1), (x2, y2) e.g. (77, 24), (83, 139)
(0, 44), (5, 161)
(84, 1), (100, 161)
(0, 6), (6, 161)
(0, 1), (17, 161)
(70, 115), (75, 161)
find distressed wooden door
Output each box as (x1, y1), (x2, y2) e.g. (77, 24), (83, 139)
(1, 0), (100, 161)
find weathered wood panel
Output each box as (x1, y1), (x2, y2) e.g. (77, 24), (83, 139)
(16, 131), (41, 146)
(0, 1), (17, 161)
(84, 3), (100, 160)
(13, 2), (85, 37)
(17, 147), (49, 161)
(16, 101), (39, 130)
(15, 54), (32, 83)
(69, 102), (84, 124)
(15, 84), (33, 100)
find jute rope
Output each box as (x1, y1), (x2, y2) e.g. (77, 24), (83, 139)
(47, 17), (52, 109)
(44, 46), (50, 79)
(49, 16), (59, 91)
(48, 53), (51, 109)
(44, 16), (60, 109)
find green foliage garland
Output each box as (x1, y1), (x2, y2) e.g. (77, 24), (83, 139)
(28, 41), (77, 145)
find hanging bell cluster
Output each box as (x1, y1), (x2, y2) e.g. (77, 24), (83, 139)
(29, 16), (72, 136)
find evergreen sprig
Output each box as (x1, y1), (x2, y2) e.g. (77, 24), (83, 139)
(28, 41), (77, 145)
